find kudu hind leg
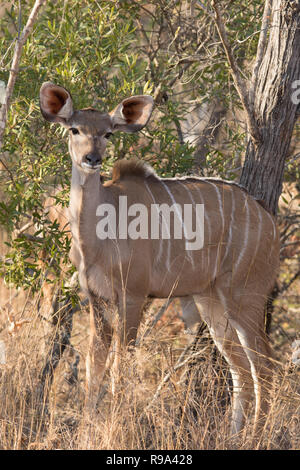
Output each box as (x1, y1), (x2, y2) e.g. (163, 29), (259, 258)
(193, 295), (253, 435)
(220, 288), (275, 437)
(230, 311), (274, 436)
(85, 295), (113, 411)
(221, 330), (253, 435)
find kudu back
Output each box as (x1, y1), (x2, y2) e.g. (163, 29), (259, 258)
(40, 82), (279, 436)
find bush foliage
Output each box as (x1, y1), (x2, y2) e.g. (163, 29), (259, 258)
(0, 0), (296, 291)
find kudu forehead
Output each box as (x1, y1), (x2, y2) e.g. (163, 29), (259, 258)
(68, 109), (112, 134)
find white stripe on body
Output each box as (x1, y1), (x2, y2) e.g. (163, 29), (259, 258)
(194, 184), (211, 275)
(265, 209), (277, 260)
(222, 186), (235, 265)
(234, 191), (250, 278)
(145, 181), (171, 272)
(160, 181), (195, 268)
(265, 209), (276, 241)
(252, 203), (263, 262)
(205, 181), (225, 279)
(178, 181), (205, 271)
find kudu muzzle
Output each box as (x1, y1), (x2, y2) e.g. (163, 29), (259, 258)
(82, 152), (102, 170)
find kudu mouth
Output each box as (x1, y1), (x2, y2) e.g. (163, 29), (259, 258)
(81, 153), (102, 171)
(81, 162), (101, 171)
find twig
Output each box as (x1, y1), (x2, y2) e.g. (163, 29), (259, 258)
(137, 298), (173, 346)
(235, 29), (262, 45)
(249, 0), (271, 106)
(0, 0), (47, 148)
(280, 268), (300, 294)
(280, 226), (300, 245)
(144, 343), (210, 412)
(17, 0), (22, 39)
(212, 1), (261, 144)
(280, 241), (300, 251)
(285, 152), (300, 168)
(130, 0), (157, 21)
(198, 1), (261, 145)
(12, 220), (34, 238)
(0, 157), (17, 188)
(144, 323), (208, 412)
(36, 271), (78, 410)
(17, 233), (43, 242)
(196, 1), (214, 19)
(0, 39), (16, 71)
(36, 298), (74, 410)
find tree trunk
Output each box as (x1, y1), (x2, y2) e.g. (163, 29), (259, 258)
(239, 0), (300, 215)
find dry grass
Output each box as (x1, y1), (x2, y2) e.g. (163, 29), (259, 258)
(0, 295), (299, 451)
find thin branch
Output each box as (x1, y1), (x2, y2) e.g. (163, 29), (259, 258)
(12, 220), (34, 238)
(196, 1), (214, 19)
(137, 298), (173, 345)
(198, 1), (261, 145)
(280, 225), (300, 245)
(165, 35), (211, 91)
(212, 1), (261, 144)
(249, 0), (271, 106)
(285, 152), (300, 168)
(0, 157), (17, 188)
(280, 241), (300, 252)
(0, 39), (16, 71)
(36, 271), (79, 410)
(18, 233), (44, 242)
(280, 268), (300, 294)
(235, 29), (262, 45)
(17, 0), (22, 39)
(130, 0), (157, 21)
(145, 344), (210, 412)
(0, 0), (47, 148)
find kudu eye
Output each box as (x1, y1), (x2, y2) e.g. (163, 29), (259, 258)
(104, 132), (113, 139)
(70, 127), (79, 135)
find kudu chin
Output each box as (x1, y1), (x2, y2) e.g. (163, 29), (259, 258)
(40, 82), (279, 437)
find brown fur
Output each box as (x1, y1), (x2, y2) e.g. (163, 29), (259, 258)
(40, 82), (280, 438)
(111, 158), (156, 183)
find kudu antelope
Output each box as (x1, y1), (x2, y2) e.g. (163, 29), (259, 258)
(40, 82), (279, 435)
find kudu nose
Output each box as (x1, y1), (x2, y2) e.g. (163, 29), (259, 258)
(85, 153), (101, 167)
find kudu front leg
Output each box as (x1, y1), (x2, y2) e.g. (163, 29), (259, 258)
(85, 295), (113, 412)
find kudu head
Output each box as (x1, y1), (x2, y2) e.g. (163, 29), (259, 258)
(39, 82), (154, 173)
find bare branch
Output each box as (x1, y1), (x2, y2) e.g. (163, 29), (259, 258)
(198, 1), (261, 145)
(36, 271), (79, 410)
(279, 267), (300, 294)
(137, 298), (173, 345)
(285, 152), (300, 168)
(12, 220), (34, 238)
(0, 156), (17, 188)
(211, 1), (261, 144)
(0, 0), (47, 148)
(145, 342), (210, 412)
(196, 1), (214, 19)
(249, 0), (271, 106)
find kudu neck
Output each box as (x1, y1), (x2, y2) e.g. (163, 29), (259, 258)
(71, 163), (101, 190)
(69, 163), (102, 258)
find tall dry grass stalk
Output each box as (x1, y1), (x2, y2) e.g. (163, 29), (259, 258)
(0, 297), (299, 450)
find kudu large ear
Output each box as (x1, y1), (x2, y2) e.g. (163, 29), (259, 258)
(40, 82), (74, 124)
(109, 95), (154, 133)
